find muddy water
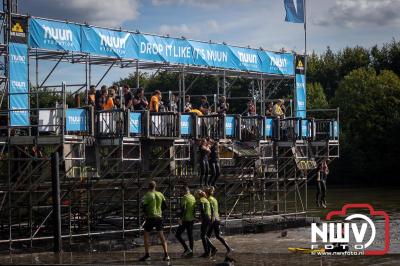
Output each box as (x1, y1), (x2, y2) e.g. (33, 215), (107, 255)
(0, 186), (399, 265)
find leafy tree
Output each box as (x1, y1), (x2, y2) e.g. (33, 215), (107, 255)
(332, 68), (400, 183)
(306, 82), (328, 110)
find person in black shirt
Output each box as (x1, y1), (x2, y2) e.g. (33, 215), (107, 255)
(208, 140), (220, 186)
(122, 85), (133, 110)
(133, 88), (148, 111)
(184, 95), (192, 112)
(199, 138), (211, 186)
(217, 96), (229, 114)
(199, 95), (210, 115)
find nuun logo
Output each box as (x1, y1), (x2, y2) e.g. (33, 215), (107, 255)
(226, 122), (233, 129)
(271, 56), (287, 68)
(43, 25), (73, 43)
(298, 100), (305, 108)
(11, 54), (26, 63)
(238, 52), (257, 64)
(181, 121), (189, 128)
(131, 118), (140, 128)
(12, 81), (26, 89)
(100, 33), (129, 50)
(68, 116), (83, 125)
(296, 82), (305, 89)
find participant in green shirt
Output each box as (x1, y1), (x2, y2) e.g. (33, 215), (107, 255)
(175, 186), (196, 257)
(196, 189), (215, 258)
(139, 181), (170, 262)
(205, 186), (233, 255)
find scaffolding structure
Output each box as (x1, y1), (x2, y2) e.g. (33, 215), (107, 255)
(0, 0), (340, 252)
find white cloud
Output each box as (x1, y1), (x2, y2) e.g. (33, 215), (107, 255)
(314, 0), (400, 27)
(21, 0), (139, 27)
(158, 20), (222, 38)
(151, 0), (254, 8)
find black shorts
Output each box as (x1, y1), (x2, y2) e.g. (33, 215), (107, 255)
(144, 217), (163, 232)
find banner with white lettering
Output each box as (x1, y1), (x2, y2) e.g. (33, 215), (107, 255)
(29, 18), (81, 52)
(129, 112), (142, 135)
(65, 109), (87, 132)
(225, 115), (235, 137)
(9, 42), (29, 126)
(29, 17), (295, 76)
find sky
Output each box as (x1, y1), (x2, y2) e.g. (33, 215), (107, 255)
(18, 0), (400, 86)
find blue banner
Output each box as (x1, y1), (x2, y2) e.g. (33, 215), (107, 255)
(300, 119), (308, 137)
(225, 116), (235, 137)
(129, 112), (142, 134)
(9, 42), (29, 126)
(284, 0), (304, 23)
(180, 114), (191, 136)
(330, 121), (339, 139)
(66, 109), (87, 132)
(29, 18), (81, 52)
(295, 74), (306, 118)
(82, 26), (137, 58)
(29, 18), (295, 76)
(264, 118), (273, 137)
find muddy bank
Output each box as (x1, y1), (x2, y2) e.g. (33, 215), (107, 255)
(0, 226), (399, 265)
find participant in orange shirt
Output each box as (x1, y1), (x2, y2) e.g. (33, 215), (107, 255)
(149, 90), (162, 112)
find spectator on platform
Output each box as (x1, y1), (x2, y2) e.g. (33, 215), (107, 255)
(87, 85), (96, 107)
(199, 138), (211, 186)
(217, 96), (229, 114)
(96, 85), (108, 110)
(149, 90), (162, 112)
(168, 93), (179, 112)
(184, 95), (193, 112)
(272, 99), (285, 119)
(133, 88), (148, 111)
(265, 102), (273, 117)
(122, 85), (133, 110)
(199, 95), (210, 115)
(102, 88), (115, 110)
(244, 101), (256, 116)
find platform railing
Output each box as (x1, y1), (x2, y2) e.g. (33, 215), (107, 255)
(149, 112), (180, 138)
(277, 117), (301, 141)
(196, 114), (225, 140)
(241, 115), (264, 141)
(96, 109), (125, 137)
(313, 119), (338, 141)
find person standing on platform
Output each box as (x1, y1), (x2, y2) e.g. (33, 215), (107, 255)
(149, 90), (162, 112)
(184, 95), (193, 112)
(122, 85), (133, 110)
(208, 140), (220, 186)
(199, 95), (210, 115)
(316, 159), (329, 208)
(217, 96), (229, 114)
(206, 186), (233, 255)
(175, 186), (196, 257)
(139, 181), (170, 262)
(196, 189), (215, 258)
(199, 138), (211, 186)
(87, 85), (96, 107)
(133, 88), (148, 111)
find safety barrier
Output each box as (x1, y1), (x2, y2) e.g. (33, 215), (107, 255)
(16, 107), (339, 141)
(149, 112), (180, 138)
(197, 114), (225, 140)
(96, 109), (125, 137)
(241, 116), (264, 141)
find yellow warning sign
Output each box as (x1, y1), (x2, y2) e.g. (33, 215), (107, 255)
(297, 60), (303, 68)
(12, 22), (24, 33)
